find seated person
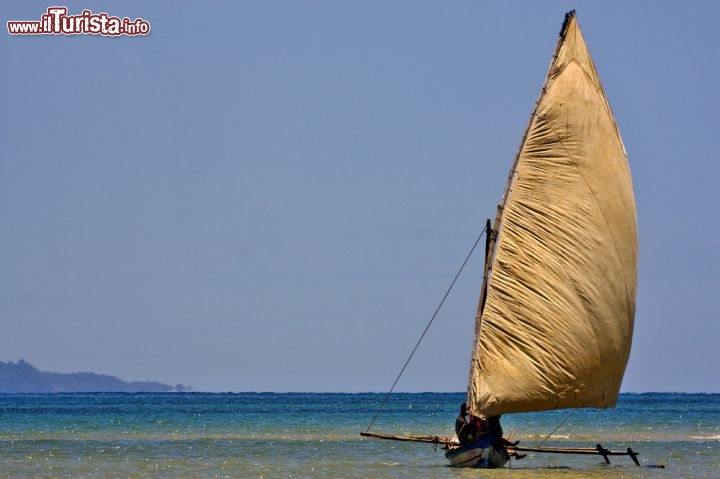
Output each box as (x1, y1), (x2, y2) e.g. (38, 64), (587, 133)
(455, 403), (478, 445)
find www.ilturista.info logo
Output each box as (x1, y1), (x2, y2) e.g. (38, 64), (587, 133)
(7, 7), (150, 36)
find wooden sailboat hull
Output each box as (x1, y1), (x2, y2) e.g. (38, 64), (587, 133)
(444, 434), (509, 468)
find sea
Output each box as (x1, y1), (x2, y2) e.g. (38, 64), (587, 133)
(0, 392), (717, 478)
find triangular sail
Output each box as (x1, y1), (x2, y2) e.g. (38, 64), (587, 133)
(467, 12), (638, 418)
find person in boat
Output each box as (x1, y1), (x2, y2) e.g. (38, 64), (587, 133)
(454, 403), (477, 445)
(488, 415), (502, 441)
(487, 415), (519, 447)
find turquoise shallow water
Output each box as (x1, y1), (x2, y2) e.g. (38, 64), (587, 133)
(0, 392), (717, 478)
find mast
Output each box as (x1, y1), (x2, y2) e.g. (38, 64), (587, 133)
(466, 12), (579, 416)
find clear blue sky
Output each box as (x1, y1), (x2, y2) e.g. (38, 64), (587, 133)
(2, 1), (718, 393)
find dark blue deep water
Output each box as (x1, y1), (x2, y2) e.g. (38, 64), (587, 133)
(0, 392), (717, 477)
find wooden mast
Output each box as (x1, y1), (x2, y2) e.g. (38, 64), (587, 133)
(465, 10), (585, 419)
(474, 12), (576, 322)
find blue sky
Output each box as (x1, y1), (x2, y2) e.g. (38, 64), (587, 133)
(2, 1), (718, 393)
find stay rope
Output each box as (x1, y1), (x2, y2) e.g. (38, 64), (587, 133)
(365, 223), (488, 432)
(536, 407), (577, 448)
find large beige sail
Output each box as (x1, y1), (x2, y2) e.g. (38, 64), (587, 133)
(467, 12), (637, 418)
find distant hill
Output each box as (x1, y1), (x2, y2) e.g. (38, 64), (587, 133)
(0, 360), (188, 393)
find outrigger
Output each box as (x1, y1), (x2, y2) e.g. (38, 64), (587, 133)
(361, 431), (645, 468)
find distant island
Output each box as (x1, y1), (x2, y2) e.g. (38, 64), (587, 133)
(0, 360), (188, 393)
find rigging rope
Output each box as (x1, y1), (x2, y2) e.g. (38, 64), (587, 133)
(536, 408), (577, 448)
(365, 223), (488, 432)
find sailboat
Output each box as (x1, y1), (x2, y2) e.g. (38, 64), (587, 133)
(362, 11), (640, 468)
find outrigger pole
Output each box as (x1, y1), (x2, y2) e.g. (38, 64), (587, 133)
(360, 432), (651, 467)
(360, 431), (453, 446)
(507, 444), (641, 466)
